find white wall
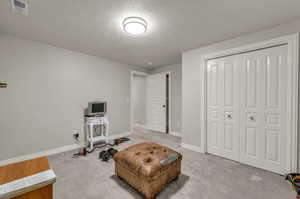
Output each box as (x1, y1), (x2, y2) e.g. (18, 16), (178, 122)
(149, 64), (182, 134)
(182, 19), (300, 167)
(132, 74), (146, 125)
(0, 33), (146, 161)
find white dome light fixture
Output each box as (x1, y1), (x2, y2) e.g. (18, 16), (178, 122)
(122, 17), (147, 35)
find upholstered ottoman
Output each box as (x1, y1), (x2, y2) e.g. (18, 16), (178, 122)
(113, 142), (182, 199)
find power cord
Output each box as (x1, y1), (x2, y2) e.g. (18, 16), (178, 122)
(86, 142), (115, 153)
(72, 137), (129, 158)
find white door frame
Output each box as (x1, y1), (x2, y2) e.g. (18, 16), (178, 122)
(130, 70), (148, 133)
(201, 34), (299, 173)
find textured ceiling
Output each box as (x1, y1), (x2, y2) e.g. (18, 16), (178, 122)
(1, 0), (300, 68)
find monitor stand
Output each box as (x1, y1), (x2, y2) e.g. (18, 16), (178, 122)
(84, 115), (109, 151)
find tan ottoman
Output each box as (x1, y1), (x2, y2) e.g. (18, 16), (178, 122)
(113, 142), (182, 199)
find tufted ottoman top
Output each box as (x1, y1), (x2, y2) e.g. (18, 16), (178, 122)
(113, 142), (182, 178)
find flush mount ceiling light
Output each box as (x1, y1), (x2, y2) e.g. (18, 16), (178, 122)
(122, 17), (147, 35)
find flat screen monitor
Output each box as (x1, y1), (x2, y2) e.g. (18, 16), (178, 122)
(88, 101), (107, 116)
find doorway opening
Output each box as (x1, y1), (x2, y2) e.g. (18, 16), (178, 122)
(166, 73), (170, 134)
(131, 71), (148, 132)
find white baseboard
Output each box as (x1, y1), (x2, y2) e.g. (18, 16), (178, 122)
(133, 123), (147, 129)
(134, 125), (181, 137)
(169, 132), (182, 137)
(109, 132), (131, 140)
(0, 144), (80, 166)
(0, 132), (132, 167)
(181, 143), (203, 153)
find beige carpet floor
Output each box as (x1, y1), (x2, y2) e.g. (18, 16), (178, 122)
(49, 127), (294, 199)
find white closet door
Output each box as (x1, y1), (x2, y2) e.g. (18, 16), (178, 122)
(239, 45), (288, 173)
(207, 55), (240, 161)
(146, 73), (166, 132)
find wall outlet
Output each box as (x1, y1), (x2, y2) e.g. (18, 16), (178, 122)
(11, 0), (29, 15)
(72, 130), (79, 141)
(73, 133), (79, 141)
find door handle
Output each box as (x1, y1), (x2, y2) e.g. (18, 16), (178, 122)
(162, 105), (166, 108)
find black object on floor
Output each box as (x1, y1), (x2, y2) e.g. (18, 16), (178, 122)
(99, 150), (110, 161)
(72, 137), (128, 158)
(99, 148), (118, 161)
(107, 148), (118, 157)
(72, 147), (87, 158)
(86, 137), (130, 154)
(114, 137), (130, 145)
(286, 173), (300, 199)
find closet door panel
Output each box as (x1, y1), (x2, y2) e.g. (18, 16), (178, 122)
(240, 56), (260, 164)
(207, 61), (222, 154)
(207, 56), (240, 161)
(239, 45), (288, 174)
